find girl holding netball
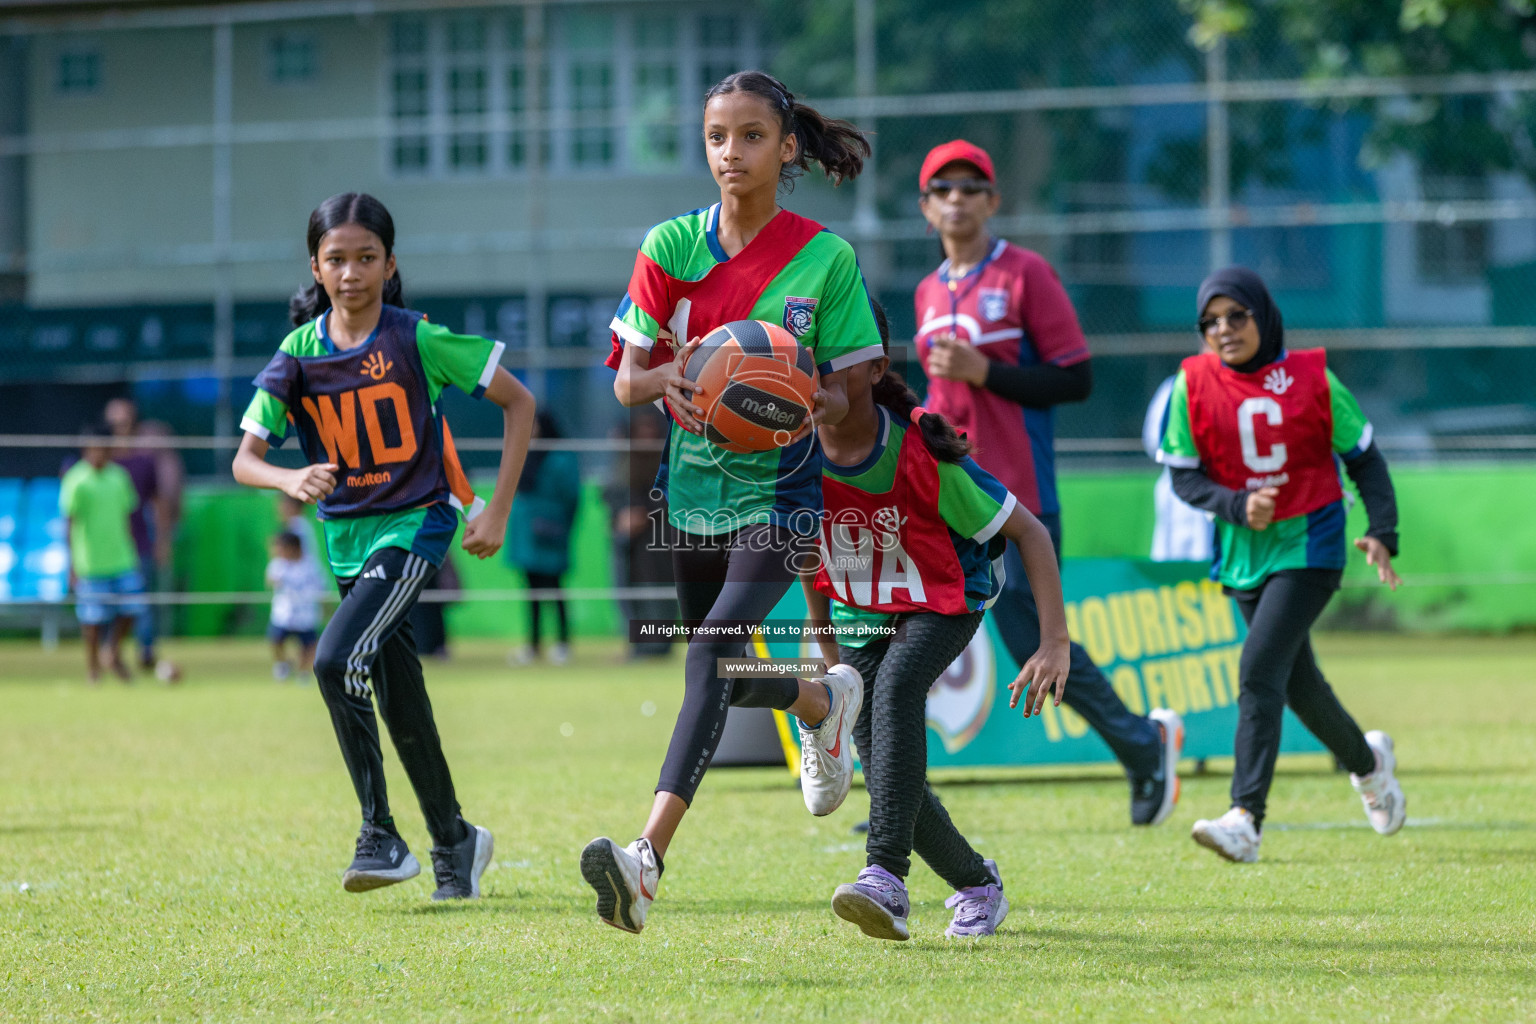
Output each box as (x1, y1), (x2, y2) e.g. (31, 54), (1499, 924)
(802, 302), (1069, 940)
(1159, 265), (1405, 863)
(234, 193), (535, 899)
(582, 71), (885, 934)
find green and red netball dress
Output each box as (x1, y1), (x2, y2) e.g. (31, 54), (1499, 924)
(607, 204), (884, 536)
(1158, 348), (1373, 589)
(242, 305), (501, 577)
(812, 406), (1018, 644)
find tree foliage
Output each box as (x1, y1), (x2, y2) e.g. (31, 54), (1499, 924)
(1184, 0), (1536, 181)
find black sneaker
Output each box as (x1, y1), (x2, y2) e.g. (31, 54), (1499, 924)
(342, 824), (421, 892)
(430, 819), (494, 901)
(1130, 708), (1184, 826)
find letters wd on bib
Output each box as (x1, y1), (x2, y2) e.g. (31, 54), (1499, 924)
(764, 559), (1325, 769)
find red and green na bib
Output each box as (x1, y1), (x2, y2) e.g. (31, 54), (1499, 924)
(814, 407), (1017, 632)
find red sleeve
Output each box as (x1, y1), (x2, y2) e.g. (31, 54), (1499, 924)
(605, 250), (677, 370)
(1019, 253), (1090, 367)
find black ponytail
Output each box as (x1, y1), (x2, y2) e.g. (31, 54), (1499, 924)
(863, 296), (972, 463)
(289, 192), (406, 326)
(871, 369), (974, 464)
(703, 70), (870, 191)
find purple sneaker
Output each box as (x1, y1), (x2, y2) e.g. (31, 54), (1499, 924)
(944, 859), (1009, 938)
(831, 865), (910, 941)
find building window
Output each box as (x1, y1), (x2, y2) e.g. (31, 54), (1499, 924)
(268, 33), (317, 83)
(56, 50), (101, 95)
(387, 6), (753, 178)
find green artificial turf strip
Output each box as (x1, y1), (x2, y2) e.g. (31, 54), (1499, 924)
(1, 634), (1533, 1023)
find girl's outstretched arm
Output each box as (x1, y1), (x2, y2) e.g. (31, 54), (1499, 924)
(461, 366), (536, 559)
(998, 505), (1071, 716)
(232, 433), (337, 504)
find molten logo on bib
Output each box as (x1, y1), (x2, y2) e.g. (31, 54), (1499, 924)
(1263, 367), (1294, 395)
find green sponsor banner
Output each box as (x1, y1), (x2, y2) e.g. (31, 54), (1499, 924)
(766, 559), (1324, 768)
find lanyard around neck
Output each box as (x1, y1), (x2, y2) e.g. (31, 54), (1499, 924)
(941, 238), (1000, 320)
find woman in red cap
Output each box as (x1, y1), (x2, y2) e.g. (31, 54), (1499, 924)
(913, 139), (1185, 827)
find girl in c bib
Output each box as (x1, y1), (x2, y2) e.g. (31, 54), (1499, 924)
(1158, 266), (1406, 863)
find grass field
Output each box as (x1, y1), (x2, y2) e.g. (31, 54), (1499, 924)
(1, 633), (1533, 1023)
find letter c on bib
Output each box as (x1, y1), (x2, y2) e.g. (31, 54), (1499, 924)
(1237, 396), (1287, 473)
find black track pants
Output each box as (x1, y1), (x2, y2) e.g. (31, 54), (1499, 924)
(312, 547), (464, 846)
(656, 524), (809, 804)
(1227, 569), (1375, 826)
(840, 612), (993, 890)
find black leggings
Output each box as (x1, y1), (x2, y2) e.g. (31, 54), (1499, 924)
(1228, 569), (1375, 827)
(840, 612), (993, 890)
(656, 524), (810, 804)
(312, 548), (464, 847)
(524, 571), (569, 647)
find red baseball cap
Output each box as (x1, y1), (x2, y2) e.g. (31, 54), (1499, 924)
(919, 139), (995, 191)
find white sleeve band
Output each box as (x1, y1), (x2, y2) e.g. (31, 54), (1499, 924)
(610, 317), (655, 352)
(1354, 421), (1373, 453)
(972, 492), (1017, 544)
(240, 416), (272, 441)
(476, 340), (506, 391)
(1156, 450), (1202, 469)
(823, 343), (886, 373)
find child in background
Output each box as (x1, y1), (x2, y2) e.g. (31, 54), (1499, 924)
(266, 530), (323, 681)
(60, 425), (147, 684)
(279, 492), (320, 563)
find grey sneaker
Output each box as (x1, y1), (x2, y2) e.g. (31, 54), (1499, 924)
(831, 865), (910, 941)
(342, 824), (420, 893)
(945, 859), (1009, 938)
(429, 819), (494, 900)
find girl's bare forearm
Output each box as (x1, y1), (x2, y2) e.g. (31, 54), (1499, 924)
(482, 368), (537, 519)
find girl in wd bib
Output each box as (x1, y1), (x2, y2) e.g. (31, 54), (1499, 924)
(802, 303), (1070, 940)
(234, 193), (536, 899)
(584, 70), (885, 935)
(1159, 266), (1405, 863)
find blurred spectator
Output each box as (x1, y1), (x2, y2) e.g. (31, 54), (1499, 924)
(61, 425), (145, 684)
(278, 492), (320, 565)
(1143, 375), (1214, 562)
(104, 397), (183, 678)
(507, 410), (580, 666)
(265, 530), (322, 681)
(603, 406), (675, 660)
(408, 555), (459, 661)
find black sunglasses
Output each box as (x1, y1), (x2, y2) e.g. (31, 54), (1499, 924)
(1198, 309), (1254, 335)
(924, 178), (993, 198)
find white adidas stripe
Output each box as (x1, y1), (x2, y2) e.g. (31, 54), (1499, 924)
(343, 554), (431, 697)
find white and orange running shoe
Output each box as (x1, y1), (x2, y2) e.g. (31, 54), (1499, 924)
(580, 836), (661, 934)
(799, 664), (864, 816)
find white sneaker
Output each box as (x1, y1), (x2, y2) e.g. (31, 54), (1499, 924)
(1192, 806), (1261, 863)
(1351, 730), (1406, 836)
(580, 836), (660, 934)
(507, 646), (537, 668)
(550, 643), (571, 666)
(799, 664), (864, 816)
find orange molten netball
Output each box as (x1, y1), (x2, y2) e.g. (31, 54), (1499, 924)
(682, 319), (820, 453)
